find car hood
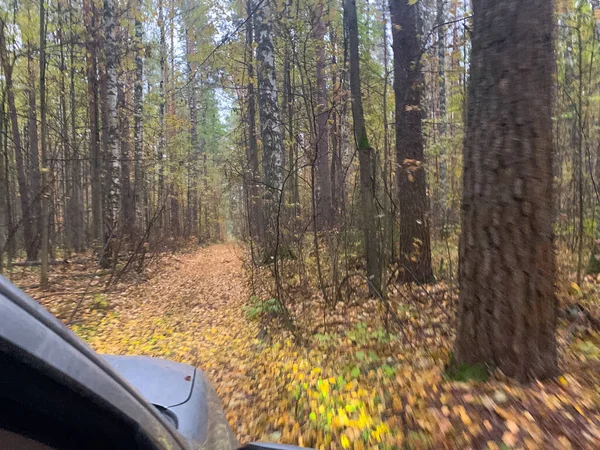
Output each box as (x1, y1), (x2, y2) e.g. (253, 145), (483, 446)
(103, 355), (194, 408)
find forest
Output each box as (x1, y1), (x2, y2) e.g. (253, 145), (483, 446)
(2, 0), (600, 447)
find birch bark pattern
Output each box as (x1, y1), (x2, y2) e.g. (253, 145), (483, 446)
(454, 0), (558, 381)
(255, 0), (285, 255)
(103, 0), (121, 261)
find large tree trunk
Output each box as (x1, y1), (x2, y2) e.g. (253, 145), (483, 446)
(389, 0), (433, 284)
(0, 21), (37, 261)
(344, 0), (381, 295)
(255, 0), (285, 255)
(313, 0), (332, 231)
(454, 0), (557, 382)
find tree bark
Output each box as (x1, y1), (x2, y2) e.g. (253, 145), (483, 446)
(587, 1), (600, 274)
(103, 0), (121, 263)
(344, 0), (381, 295)
(39, 0), (49, 288)
(313, 0), (332, 231)
(83, 0), (103, 252)
(133, 0), (144, 236)
(69, 0), (84, 252)
(454, 0), (558, 382)
(390, 0), (434, 284)
(158, 0), (167, 232)
(186, 25), (199, 239)
(27, 47), (42, 259)
(118, 81), (134, 238)
(437, 0), (448, 230)
(255, 0), (285, 255)
(0, 21), (37, 261)
(245, 0), (264, 244)
(0, 89), (7, 271)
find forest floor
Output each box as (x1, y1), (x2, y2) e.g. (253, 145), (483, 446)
(10, 242), (600, 449)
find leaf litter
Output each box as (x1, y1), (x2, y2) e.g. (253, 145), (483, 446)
(13, 243), (600, 449)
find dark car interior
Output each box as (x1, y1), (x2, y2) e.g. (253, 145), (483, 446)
(0, 339), (158, 450)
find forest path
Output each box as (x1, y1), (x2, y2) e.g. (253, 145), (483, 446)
(78, 243), (264, 442)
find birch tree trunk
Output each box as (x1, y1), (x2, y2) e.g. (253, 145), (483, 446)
(454, 0), (557, 382)
(255, 0), (285, 256)
(103, 0), (121, 262)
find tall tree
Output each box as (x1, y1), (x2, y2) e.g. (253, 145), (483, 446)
(39, 0), (49, 287)
(158, 0), (167, 232)
(313, 0), (332, 230)
(0, 85), (7, 270)
(244, 0), (264, 244)
(344, 0), (381, 294)
(83, 0), (103, 251)
(69, 0), (84, 252)
(454, 0), (557, 381)
(0, 19), (37, 261)
(587, 0), (600, 275)
(390, 0), (434, 284)
(255, 0), (285, 254)
(133, 0), (144, 235)
(437, 0), (448, 228)
(26, 45), (42, 259)
(103, 0), (121, 262)
(185, 23), (199, 239)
